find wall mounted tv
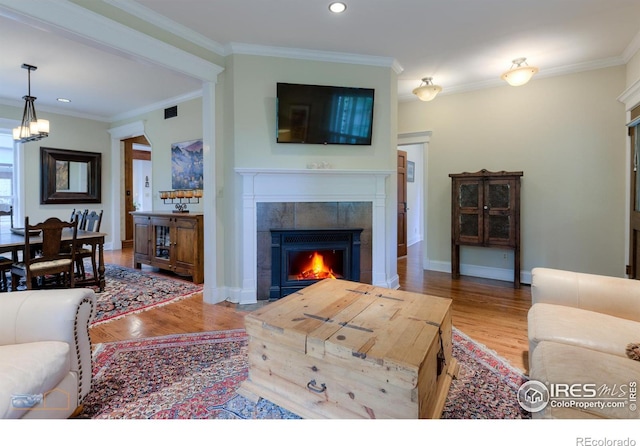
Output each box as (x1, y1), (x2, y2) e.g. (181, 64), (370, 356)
(276, 82), (374, 145)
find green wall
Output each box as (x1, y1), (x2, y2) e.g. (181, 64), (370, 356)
(399, 66), (628, 280)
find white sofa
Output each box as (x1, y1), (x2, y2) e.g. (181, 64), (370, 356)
(528, 267), (640, 419)
(0, 288), (95, 418)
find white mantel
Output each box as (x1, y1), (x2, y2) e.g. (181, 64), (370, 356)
(236, 168), (396, 304)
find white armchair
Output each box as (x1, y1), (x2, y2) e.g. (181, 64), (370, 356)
(0, 288), (95, 418)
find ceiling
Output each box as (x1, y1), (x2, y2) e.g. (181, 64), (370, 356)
(1, 0), (639, 123)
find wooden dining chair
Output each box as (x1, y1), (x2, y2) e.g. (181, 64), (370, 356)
(75, 209), (103, 280)
(0, 205), (14, 291)
(70, 208), (88, 231)
(11, 217), (78, 290)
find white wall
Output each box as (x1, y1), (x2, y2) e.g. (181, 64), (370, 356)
(399, 66), (628, 281)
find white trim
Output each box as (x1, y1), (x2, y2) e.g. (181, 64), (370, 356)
(103, 0), (227, 56)
(427, 259), (532, 286)
(110, 89), (203, 123)
(201, 81), (225, 304)
(228, 43), (403, 73)
(618, 78), (640, 112)
(71, 0), (404, 73)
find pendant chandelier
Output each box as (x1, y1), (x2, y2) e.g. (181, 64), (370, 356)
(13, 64), (49, 143)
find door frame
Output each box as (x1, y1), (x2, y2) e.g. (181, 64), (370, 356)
(397, 131), (431, 269)
(123, 135), (151, 247)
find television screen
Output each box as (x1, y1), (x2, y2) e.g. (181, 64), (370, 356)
(276, 83), (374, 145)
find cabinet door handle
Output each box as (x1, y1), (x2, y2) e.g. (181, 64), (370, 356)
(483, 205), (489, 210)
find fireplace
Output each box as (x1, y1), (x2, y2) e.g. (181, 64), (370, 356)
(270, 228), (362, 299)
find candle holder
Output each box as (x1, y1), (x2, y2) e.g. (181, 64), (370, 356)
(159, 189), (202, 213)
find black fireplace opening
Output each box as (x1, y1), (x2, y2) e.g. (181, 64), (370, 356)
(270, 228), (362, 299)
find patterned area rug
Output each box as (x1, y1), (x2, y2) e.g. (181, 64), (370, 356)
(80, 328), (531, 419)
(88, 264), (203, 326)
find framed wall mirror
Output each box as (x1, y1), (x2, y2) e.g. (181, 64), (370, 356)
(40, 147), (102, 204)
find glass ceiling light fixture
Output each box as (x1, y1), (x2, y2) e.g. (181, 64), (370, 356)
(412, 77), (442, 102)
(501, 57), (539, 87)
(328, 2), (347, 13)
(12, 63), (49, 143)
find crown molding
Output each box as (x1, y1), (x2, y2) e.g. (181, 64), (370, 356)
(104, 0), (404, 73)
(618, 78), (640, 111)
(103, 0), (228, 56)
(109, 89), (203, 123)
(228, 42), (403, 73)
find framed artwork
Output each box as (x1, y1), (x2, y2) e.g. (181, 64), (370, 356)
(407, 160), (415, 183)
(171, 139), (203, 190)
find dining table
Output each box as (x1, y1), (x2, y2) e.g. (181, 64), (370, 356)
(0, 228), (107, 292)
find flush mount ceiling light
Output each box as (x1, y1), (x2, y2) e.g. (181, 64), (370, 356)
(412, 77), (442, 102)
(501, 57), (539, 87)
(12, 63), (49, 143)
(329, 2), (347, 13)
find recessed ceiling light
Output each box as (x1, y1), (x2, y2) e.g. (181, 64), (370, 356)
(57, 98), (71, 103)
(329, 2), (347, 13)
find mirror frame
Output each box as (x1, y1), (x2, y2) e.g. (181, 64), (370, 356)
(40, 147), (102, 204)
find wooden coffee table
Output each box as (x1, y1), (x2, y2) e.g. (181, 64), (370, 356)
(239, 279), (458, 418)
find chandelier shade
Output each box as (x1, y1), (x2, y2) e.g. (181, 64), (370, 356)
(412, 77), (442, 101)
(13, 64), (49, 143)
(501, 58), (538, 87)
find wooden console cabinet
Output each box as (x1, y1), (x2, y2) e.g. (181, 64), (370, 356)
(131, 211), (204, 284)
(449, 169), (523, 288)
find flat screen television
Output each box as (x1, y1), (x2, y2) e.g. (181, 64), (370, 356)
(276, 82), (374, 145)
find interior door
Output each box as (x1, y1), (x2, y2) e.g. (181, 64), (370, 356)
(397, 150), (408, 257)
(629, 104), (640, 278)
(123, 135), (150, 247)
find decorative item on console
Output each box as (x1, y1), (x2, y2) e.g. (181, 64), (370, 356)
(159, 188), (203, 213)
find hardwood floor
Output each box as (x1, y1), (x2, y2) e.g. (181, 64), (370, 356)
(92, 242), (531, 372)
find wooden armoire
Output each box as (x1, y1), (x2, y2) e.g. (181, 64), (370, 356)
(449, 169), (523, 288)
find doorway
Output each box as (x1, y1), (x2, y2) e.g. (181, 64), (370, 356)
(122, 135), (151, 248)
(397, 149), (408, 257)
(397, 130), (430, 270)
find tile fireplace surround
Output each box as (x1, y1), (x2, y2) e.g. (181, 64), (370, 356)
(237, 168), (395, 304)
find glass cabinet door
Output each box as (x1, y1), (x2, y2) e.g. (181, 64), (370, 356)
(485, 180), (514, 245)
(456, 181), (483, 244)
(154, 221), (171, 260)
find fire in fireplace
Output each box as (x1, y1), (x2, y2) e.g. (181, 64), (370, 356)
(289, 250), (342, 280)
(270, 229), (362, 299)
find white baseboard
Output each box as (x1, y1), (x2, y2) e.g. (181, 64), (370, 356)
(425, 260), (531, 285)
